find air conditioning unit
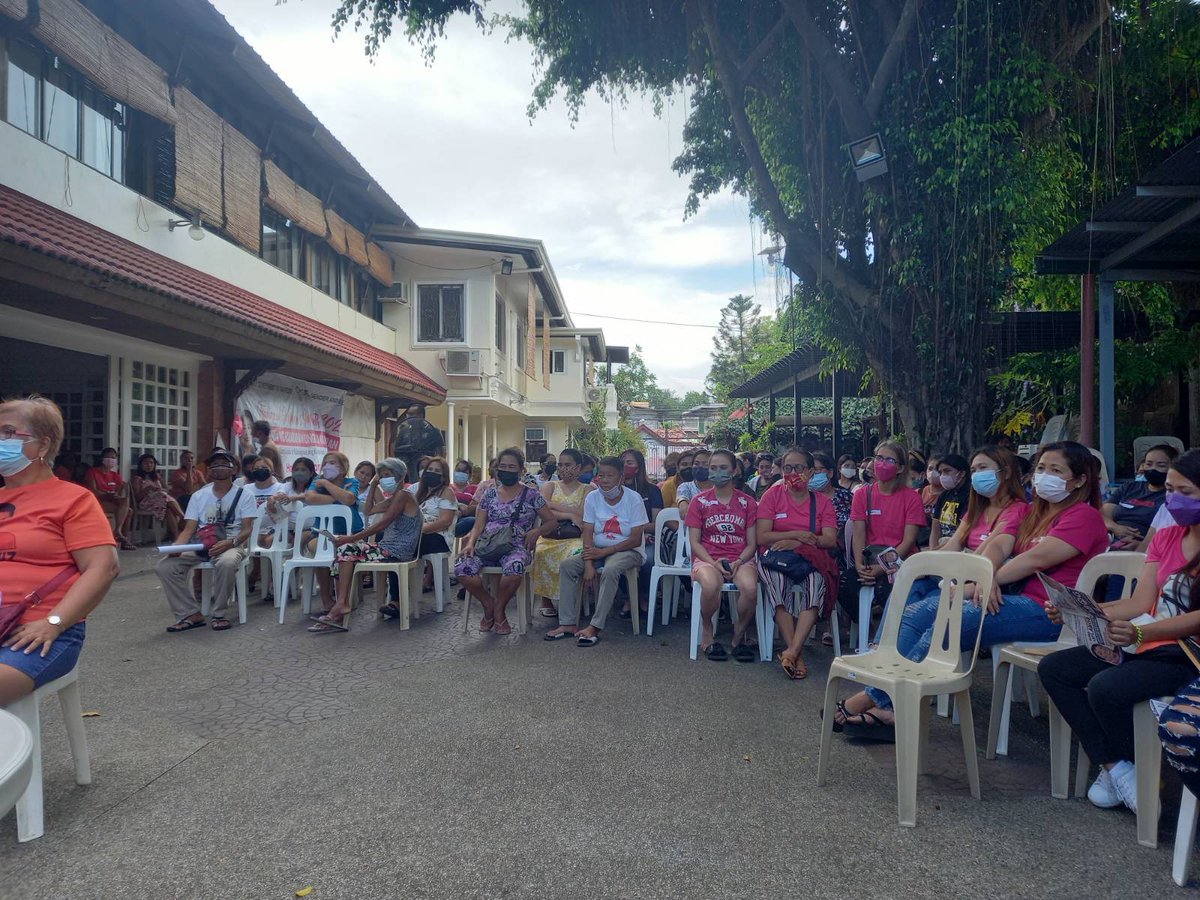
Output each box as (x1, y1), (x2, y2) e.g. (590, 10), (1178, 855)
(585, 387), (605, 403)
(445, 349), (482, 376)
(377, 280), (409, 303)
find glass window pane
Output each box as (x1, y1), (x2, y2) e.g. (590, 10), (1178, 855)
(158, 366), (167, 383)
(157, 407), (167, 424)
(131, 426), (142, 443)
(417, 285), (440, 341)
(132, 382), (142, 400)
(168, 409), (177, 426)
(157, 386), (166, 404)
(169, 369), (178, 386)
(132, 361), (143, 378)
(5, 41), (40, 136)
(443, 287), (464, 341)
(169, 389), (177, 405)
(81, 85), (113, 176)
(42, 62), (78, 155)
(131, 403), (142, 423)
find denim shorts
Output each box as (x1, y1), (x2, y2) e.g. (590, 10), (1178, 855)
(0, 622), (85, 687)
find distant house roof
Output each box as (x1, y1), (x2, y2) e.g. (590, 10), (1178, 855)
(637, 423), (702, 446)
(681, 404), (727, 417)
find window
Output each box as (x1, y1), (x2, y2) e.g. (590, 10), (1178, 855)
(494, 294), (505, 353)
(515, 318), (526, 369)
(5, 39), (40, 136)
(81, 84), (124, 179)
(128, 361), (192, 470)
(551, 350), (566, 374)
(310, 242), (335, 296)
(417, 284), (465, 343)
(261, 208), (303, 278)
(42, 59), (78, 155)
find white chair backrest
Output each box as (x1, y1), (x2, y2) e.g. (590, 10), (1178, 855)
(1054, 550), (1145, 648)
(655, 508), (689, 568)
(843, 518), (855, 569)
(249, 503), (291, 550)
(1084, 447), (1110, 488)
(879, 551), (996, 670)
(291, 504), (353, 561)
(1133, 436), (1185, 467)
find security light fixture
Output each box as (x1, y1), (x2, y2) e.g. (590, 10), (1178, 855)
(759, 244), (784, 265)
(848, 133), (888, 183)
(500, 257), (514, 276)
(168, 213), (205, 241)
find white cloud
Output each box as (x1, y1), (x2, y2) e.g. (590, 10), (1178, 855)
(212, 0), (773, 391)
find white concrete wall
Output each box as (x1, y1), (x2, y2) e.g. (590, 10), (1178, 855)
(0, 122), (397, 354)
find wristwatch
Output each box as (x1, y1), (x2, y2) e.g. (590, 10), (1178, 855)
(47, 615), (62, 627)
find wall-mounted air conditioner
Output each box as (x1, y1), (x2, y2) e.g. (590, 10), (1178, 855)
(377, 281), (409, 303)
(585, 387), (605, 403)
(445, 349), (482, 376)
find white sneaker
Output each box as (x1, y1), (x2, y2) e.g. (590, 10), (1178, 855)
(1087, 768), (1123, 808)
(1109, 760), (1138, 813)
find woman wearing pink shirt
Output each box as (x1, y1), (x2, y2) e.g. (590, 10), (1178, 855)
(835, 441), (1107, 738)
(1041, 449), (1200, 814)
(685, 449), (759, 662)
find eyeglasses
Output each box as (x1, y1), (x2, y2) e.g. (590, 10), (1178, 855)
(873, 454), (901, 465)
(0, 428), (34, 441)
(781, 464), (810, 474)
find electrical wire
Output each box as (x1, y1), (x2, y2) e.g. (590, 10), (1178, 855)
(571, 311), (718, 328)
(389, 252), (499, 272)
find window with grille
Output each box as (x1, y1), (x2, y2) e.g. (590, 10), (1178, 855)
(128, 361), (192, 470)
(416, 284), (465, 343)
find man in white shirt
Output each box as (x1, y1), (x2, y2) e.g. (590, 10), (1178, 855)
(549, 456), (647, 646)
(156, 448), (259, 632)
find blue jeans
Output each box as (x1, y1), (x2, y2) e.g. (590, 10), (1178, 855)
(872, 576), (939, 644)
(865, 593), (1060, 710)
(454, 517), (475, 538)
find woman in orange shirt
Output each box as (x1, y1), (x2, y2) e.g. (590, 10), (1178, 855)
(85, 446), (134, 550)
(0, 396), (119, 704)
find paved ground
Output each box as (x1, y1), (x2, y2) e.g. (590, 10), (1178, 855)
(0, 549), (1193, 898)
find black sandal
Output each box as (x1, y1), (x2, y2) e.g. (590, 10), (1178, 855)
(704, 642), (728, 661)
(732, 643), (756, 663)
(210, 617), (231, 631)
(841, 710), (896, 743)
(166, 617), (205, 633)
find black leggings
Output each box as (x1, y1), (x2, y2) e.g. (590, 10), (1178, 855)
(1039, 644), (1194, 765)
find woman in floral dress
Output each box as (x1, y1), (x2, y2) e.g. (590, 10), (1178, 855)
(530, 448), (594, 617)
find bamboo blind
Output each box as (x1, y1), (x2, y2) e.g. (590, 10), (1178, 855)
(366, 242), (393, 285)
(542, 315), (551, 389)
(173, 89), (223, 226)
(324, 208), (350, 256)
(345, 223), (370, 267)
(263, 160), (327, 237)
(222, 121), (261, 254)
(11, 0), (176, 124)
(525, 281), (536, 378)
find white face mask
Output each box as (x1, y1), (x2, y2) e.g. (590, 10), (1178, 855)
(1033, 472), (1072, 503)
(840, 465), (857, 479)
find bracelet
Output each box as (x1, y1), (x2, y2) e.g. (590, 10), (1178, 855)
(1133, 624), (1145, 647)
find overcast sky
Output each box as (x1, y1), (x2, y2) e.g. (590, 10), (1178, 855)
(211, 0), (787, 396)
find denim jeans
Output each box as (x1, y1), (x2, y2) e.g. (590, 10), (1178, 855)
(865, 592), (1060, 710)
(872, 576), (939, 643)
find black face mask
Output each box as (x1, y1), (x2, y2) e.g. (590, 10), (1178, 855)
(665, 466), (678, 477)
(1145, 469), (1168, 487)
(693, 466), (710, 483)
(497, 470), (520, 487)
(678, 467), (693, 482)
(543, 464), (557, 477)
(422, 471), (443, 488)
(249, 469), (272, 483)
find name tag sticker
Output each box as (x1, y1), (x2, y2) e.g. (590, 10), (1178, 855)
(775, 512), (788, 519)
(869, 509), (882, 516)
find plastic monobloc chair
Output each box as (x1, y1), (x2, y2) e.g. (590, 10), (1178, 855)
(817, 551), (996, 827)
(1175, 788), (1199, 886)
(461, 567), (532, 634)
(353, 557), (421, 629)
(278, 505), (353, 624)
(647, 509), (691, 635)
(249, 507), (294, 606)
(688, 579), (750, 660)
(5, 666), (91, 841)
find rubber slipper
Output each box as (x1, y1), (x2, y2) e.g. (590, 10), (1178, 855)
(841, 711), (896, 743)
(166, 618), (205, 632)
(210, 617), (232, 631)
(544, 630), (574, 641)
(577, 634), (600, 647)
(493, 620), (513, 635)
(539, 607), (558, 618)
(732, 643), (756, 663)
(705, 642), (728, 661)
(307, 621), (348, 633)
(779, 652), (797, 678)
(820, 701), (850, 733)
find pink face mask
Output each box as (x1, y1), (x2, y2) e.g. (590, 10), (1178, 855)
(873, 459), (899, 482)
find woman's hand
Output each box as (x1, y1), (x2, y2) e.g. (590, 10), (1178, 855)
(462, 539), (476, 558)
(985, 583), (1004, 615)
(524, 530), (540, 552)
(796, 532), (817, 545)
(3, 619), (64, 657)
(1111, 523), (1141, 543)
(1045, 602), (1064, 626)
(332, 535), (355, 548)
(770, 539), (801, 552)
(584, 561), (597, 586)
(856, 561), (875, 584)
(1108, 620), (1138, 646)
(581, 545), (607, 561)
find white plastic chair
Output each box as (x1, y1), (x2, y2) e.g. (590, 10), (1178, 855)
(575, 538), (645, 635)
(0, 710), (32, 823)
(1175, 788), (1198, 886)
(647, 509), (690, 635)
(817, 551), (996, 827)
(278, 505), (354, 624)
(757, 582), (844, 663)
(460, 567), (532, 635)
(985, 551), (1146, 759)
(353, 557), (421, 629)
(196, 554), (250, 625)
(5, 666), (91, 841)
(688, 579), (751, 660)
(249, 506), (293, 606)
(420, 551), (451, 614)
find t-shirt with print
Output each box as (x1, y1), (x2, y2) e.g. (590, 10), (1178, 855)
(685, 488), (758, 562)
(1133, 525), (1195, 652)
(0, 478), (116, 625)
(932, 485), (971, 543)
(584, 487), (649, 560)
(1015, 502), (1109, 607)
(416, 489), (458, 539)
(849, 484), (926, 548)
(756, 483), (837, 540)
(965, 501), (1028, 551)
(183, 483), (260, 545)
(250, 482), (282, 533)
(1108, 480), (1168, 536)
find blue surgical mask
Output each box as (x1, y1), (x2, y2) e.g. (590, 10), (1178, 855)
(709, 470), (732, 487)
(0, 438), (34, 477)
(579, 472), (594, 484)
(971, 470), (1000, 498)
(808, 472), (830, 491)
(453, 471), (469, 486)
(379, 477), (398, 492)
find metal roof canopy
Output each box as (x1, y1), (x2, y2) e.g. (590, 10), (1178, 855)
(728, 348), (866, 400)
(1034, 133), (1200, 479)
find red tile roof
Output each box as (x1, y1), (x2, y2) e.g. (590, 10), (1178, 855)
(0, 185), (444, 400)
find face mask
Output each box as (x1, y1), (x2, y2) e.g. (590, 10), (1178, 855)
(453, 471), (470, 486)
(422, 471), (443, 488)
(971, 470), (1000, 498)
(807, 472), (830, 491)
(1166, 491), (1200, 526)
(293, 470), (312, 485)
(693, 466), (710, 483)
(840, 465), (857, 480)
(496, 470), (519, 487)
(679, 467), (694, 482)
(322, 463), (342, 479)
(102, 457), (118, 470)
(1033, 472), (1072, 503)
(784, 472), (808, 492)
(578, 472), (593, 484)
(0, 438), (34, 477)
(1144, 469), (1168, 488)
(873, 459), (899, 482)
(938, 472), (961, 491)
(926, 469), (938, 484)
(601, 484), (623, 500)
(709, 470), (732, 487)
(249, 469), (272, 483)
(379, 476), (398, 493)
(543, 464), (557, 477)
(622, 462), (638, 476)
(665, 466), (677, 477)
(1135, 473), (1147, 483)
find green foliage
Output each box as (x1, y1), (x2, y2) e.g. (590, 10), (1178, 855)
(572, 400), (646, 459)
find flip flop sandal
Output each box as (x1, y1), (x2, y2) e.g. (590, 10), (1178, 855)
(166, 618), (205, 632)
(821, 632), (833, 647)
(732, 643), (756, 663)
(705, 642), (728, 661)
(841, 711), (896, 743)
(307, 620), (348, 633)
(576, 634), (600, 647)
(792, 657), (809, 680)
(820, 700), (851, 733)
(494, 621), (513, 635)
(539, 607), (558, 618)
(544, 630), (574, 641)
(210, 617), (232, 631)
(779, 652), (797, 678)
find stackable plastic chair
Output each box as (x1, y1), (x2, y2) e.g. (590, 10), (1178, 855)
(575, 536), (645, 635)
(817, 551), (996, 827)
(278, 505), (353, 624)
(647, 509), (691, 635)
(6, 666), (91, 841)
(352, 557), (421, 629)
(461, 567), (533, 635)
(1175, 788), (1199, 886)
(0, 710), (32, 823)
(757, 582), (845, 662)
(248, 507), (293, 606)
(688, 579), (751, 660)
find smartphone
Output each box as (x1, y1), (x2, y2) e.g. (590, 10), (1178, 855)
(720, 559), (733, 576)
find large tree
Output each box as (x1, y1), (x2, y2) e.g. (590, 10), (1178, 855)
(707, 294), (772, 402)
(330, 0), (1175, 449)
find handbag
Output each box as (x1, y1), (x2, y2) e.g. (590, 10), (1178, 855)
(549, 520), (582, 540)
(761, 493), (818, 580)
(474, 487), (530, 561)
(196, 487), (244, 558)
(0, 565), (79, 642)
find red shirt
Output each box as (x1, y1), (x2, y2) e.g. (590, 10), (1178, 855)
(685, 488), (757, 561)
(849, 484), (926, 547)
(0, 478), (116, 624)
(87, 466), (124, 494)
(756, 483), (837, 540)
(1017, 502), (1109, 606)
(965, 501), (1028, 551)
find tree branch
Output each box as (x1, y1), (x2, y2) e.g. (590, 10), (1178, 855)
(864, 0), (920, 120)
(739, 14), (789, 84)
(778, 0), (873, 136)
(1055, 0), (1110, 63)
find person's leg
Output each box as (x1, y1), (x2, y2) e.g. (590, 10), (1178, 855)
(1161, 678), (1200, 797)
(1084, 649), (1196, 764)
(1038, 646), (1116, 764)
(491, 574), (523, 633)
(458, 574), (495, 625)
(157, 552), (202, 623)
(693, 564), (723, 652)
(316, 568), (333, 611)
(731, 562), (758, 648)
(553, 554), (585, 636)
(584, 550), (642, 635)
(454, 517), (475, 538)
(208, 547), (248, 624)
(327, 555), (361, 620)
(116, 497), (132, 540)
(0, 664), (35, 706)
